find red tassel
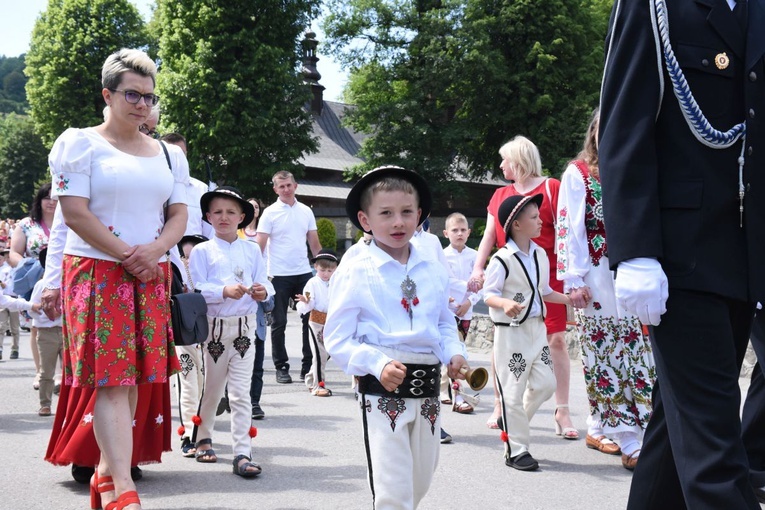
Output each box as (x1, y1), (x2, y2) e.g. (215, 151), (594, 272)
(412, 297), (419, 306)
(177, 425), (185, 436)
(318, 381), (325, 388)
(191, 415), (202, 426)
(249, 426), (258, 438)
(500, 431), (509, 443)
(451, 381), (460, 391)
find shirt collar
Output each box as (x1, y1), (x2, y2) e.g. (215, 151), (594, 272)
(368, 239), (426, 269)
(504, 238), (539, 257)
(212, 235), (239, 247)
(274, 197), (300, 209)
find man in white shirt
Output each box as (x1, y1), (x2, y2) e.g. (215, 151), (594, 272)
(257, 171), (322, 384)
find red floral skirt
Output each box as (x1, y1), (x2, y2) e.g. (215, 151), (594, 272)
(61, 255), (179, 388)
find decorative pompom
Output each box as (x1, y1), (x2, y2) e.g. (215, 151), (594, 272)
(318, 381), (325, 388)
(500, 431), (509, 443)
(249, 426), (258, 438)
(191, 415), (202, 426)
(451, 381), (460, 391)
(412, 297), (419, 306)
(177, 425), (185, 436)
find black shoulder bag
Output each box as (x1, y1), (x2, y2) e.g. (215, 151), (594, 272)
(161, 142), (209, 346)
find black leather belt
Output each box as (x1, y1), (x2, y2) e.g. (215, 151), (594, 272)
(358, 363), (441, 398)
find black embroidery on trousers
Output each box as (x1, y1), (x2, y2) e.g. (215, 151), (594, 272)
(233, 336), (251, 358)
(207, 338), (224, 363)
(541, 346), (553, 371)
(378, 396), (406, 432)
(509, 353), (527, 381)
(179, 353), (195, 377)
(420, 398), (440, 435)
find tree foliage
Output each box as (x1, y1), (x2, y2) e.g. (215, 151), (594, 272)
(0, 115), (49, 219)
(322, 0), (610, 196)
(155, 0), (322, 198)
(0, 55), (29, 114)
(316, 217), (337, 250)
(25, 0), (149, 146)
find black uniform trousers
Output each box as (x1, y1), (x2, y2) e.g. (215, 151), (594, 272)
(742, 310), (765, 491)
(627, 289), (759, 510)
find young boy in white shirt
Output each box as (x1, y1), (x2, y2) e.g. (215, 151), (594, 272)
(483, 194), (573, 471)
(189, 186), (274, 478)
(442, 212), (482, 414)
(325, 166), (471, 509)
(295, 249), (339, 397)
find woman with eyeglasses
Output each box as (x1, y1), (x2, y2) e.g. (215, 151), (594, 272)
(47, 48), (188, 510)
(8, 182), (56, 382)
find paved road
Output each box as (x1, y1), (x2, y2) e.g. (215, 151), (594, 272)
(0, 311), (756, 509)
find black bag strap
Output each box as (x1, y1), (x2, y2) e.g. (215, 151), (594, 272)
(159, 141), (172, 170)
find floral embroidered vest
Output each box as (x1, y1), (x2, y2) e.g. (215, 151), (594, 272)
(488, 246), (548, 325)
(572, 160), (608, 266)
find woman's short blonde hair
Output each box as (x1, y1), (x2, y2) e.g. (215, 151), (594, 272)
(101, 48), (157, 90)
(498, 135), (543, 181)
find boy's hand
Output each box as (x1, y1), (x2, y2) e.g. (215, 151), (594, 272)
(502, 299), (525, 319)
(31, 302), (42, 314)
(380, 360), (407, 392)
(447, 355), (468, 380)
(455, 300), (471, 318)
(223, 284), (249, 300)
(295, 293), (309, 304)
(250, 283), (267, 301)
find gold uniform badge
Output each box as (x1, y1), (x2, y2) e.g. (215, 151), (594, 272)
(715, 52), (730, 70)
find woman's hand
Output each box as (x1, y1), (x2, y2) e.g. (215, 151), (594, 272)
(569, 286), (591, 308)
(468, 268), (485, 293)
(122, 243), (164, 282)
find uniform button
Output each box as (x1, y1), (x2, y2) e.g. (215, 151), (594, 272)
(702, 59), (710, 67)
(748, 146), (754, 156)
(750, 72), (758, 82)
(750, 109), (756, 118)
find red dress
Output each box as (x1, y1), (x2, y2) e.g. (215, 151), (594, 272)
(488, 179), (567, 334)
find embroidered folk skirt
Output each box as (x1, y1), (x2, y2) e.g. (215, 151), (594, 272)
(574, 255), (656, 434)
(61, 255), (180, 388)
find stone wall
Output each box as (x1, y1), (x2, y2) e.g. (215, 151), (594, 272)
(465, 314), (757, 378)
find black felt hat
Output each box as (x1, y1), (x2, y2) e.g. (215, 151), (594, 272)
(345, 165), (432, 234)
(497, 194), (544, 238)
(311, 248), (340, 265)
(178, 234), (208, 251)
(200, 186), (255, 229)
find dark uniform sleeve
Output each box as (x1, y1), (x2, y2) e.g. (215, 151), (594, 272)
(599, 0), (664, 269)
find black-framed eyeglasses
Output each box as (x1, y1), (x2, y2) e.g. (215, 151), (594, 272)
(109, 89), (159, 106)
(139, 124), (160, 139)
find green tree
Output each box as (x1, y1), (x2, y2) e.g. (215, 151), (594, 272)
(0, 55), (29, 114)
(155, 0), (321, 198)
(316, 217), (337, 250)
(323, 0), (609, 191)
(25, 0), (149, 146)
(0, 114), (49, 218)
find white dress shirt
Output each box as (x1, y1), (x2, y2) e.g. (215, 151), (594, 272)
(188, 236), (274, 318)
(296, 275), (330, 316)
(30, 280), (62, 328)
(483, 239), (553, 319)
(325, 240), (466, 380)
(443, 244), (482, 319)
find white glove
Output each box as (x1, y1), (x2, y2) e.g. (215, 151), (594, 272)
(615, 257), (668, 326)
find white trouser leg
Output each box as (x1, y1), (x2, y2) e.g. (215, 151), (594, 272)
(304, 322), (328, 391)
(176, 344), (204, 439)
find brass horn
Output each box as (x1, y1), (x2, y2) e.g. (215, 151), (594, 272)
(459, 366), (489, 391)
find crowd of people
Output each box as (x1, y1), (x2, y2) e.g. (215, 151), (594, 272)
(3, 1), (765, 505)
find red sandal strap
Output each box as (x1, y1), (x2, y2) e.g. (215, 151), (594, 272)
(104, 490), (140, 510)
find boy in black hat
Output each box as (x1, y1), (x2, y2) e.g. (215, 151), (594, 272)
(483, 194), (573, 471)
(324, 166), (470, 509)
(187, 186), (274, 478)
(295, 248), (340, 396)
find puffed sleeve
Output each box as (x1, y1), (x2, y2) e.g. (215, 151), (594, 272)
(556, 165), (591, 292)
(166, 142), (190, 206)
(48, 128), (93, 200)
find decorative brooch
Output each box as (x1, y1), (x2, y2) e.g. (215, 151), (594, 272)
(233, 266), (244, 283)
(400, 275), (419, 328)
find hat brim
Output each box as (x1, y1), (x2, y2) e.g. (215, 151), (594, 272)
(501, 193), (544, 237)
(201, 191), (255, 230)
(345, 167), (432, 234)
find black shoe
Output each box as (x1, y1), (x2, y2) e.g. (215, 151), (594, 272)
(5, 330), (10, 336)
(180, 437), (196, 457)
(0, 351), (3, 360)
(440, 428), (452, 444)
(71, 464), (95, 484)
(130, 466), (143, 481)
(506, 452), (539, 471)
(10, 350), (18, 359)
(299, 371), (307, 382)
(216, 396), (231, 416)
(276, 367), (292, 384)
(251, 403), (265, 420)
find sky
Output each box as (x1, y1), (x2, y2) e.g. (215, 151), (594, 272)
(0, 0), (347, 101)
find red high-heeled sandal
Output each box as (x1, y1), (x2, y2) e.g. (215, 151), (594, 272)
(89, 470), (115, 510)
(105, 490), (141, 510)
